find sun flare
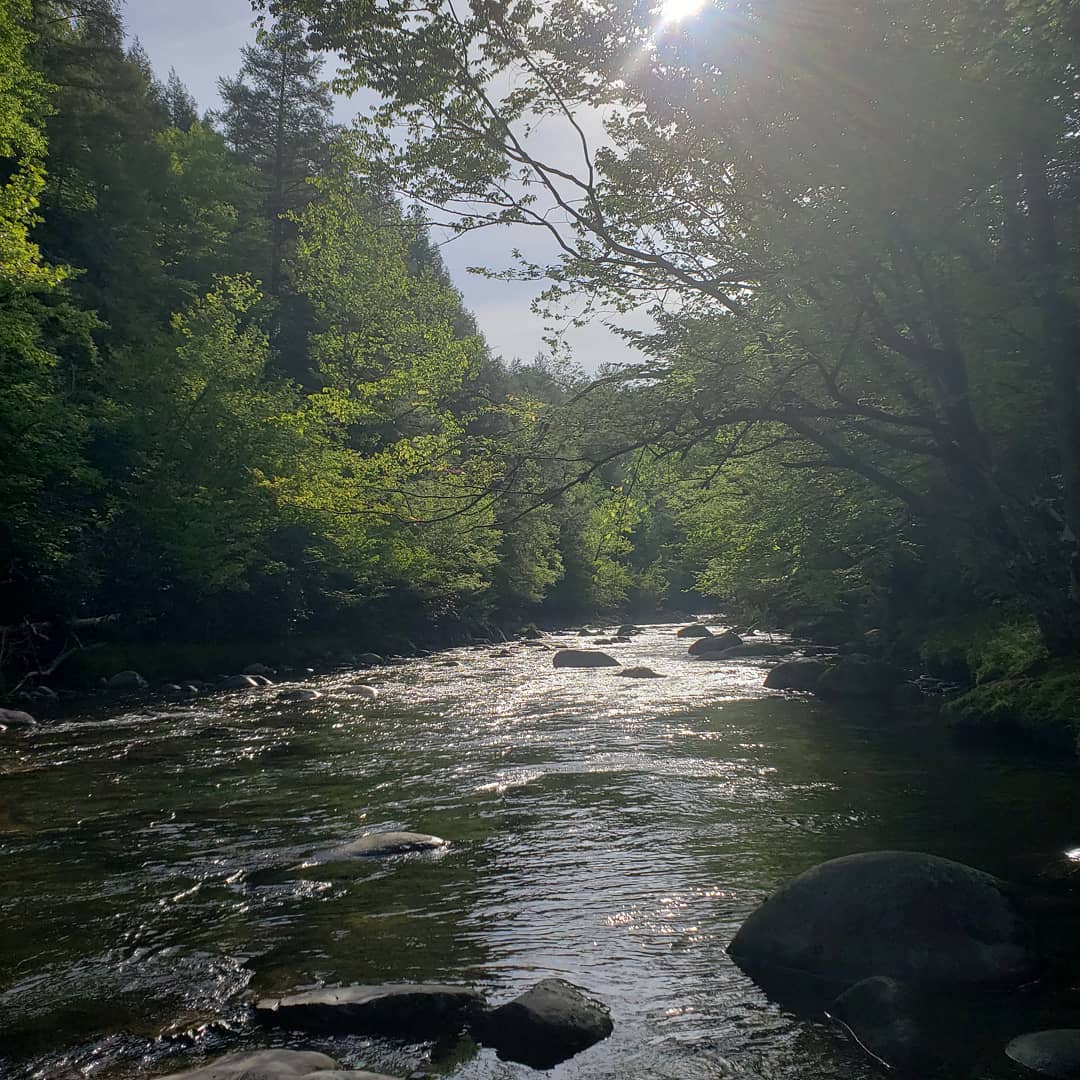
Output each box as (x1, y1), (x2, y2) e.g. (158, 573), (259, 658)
(659, 0), (706, 23)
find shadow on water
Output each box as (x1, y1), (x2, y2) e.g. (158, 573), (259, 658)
(1, 622), (1079, 1078)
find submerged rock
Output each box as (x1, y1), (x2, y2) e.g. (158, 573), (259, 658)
(827, 976), (935, 1071)
(256, 983), (485, 1038)
(676, 623), (712, 638)
(687, 632), (743, 657)
(616, 666), (666, 679)
(107, 670), (147, 690)
(729, 850), (1038, 989)
(617, 624), (641, 636)
(356, 653), (384, 666)
(764, 658), (828, 692)
(1006, 1030), (1080, 1077)
(243, 663), (276, 677)
(0, 707), (37, 729)
(221, 674), (259, 690)
(155, 1049), (339, 1079)
(815, 654), (904, 698)
(278, 688), (321, 702)
(718, 643), (797, 659)
(552, 649), (620, 668)
(473, 978), (613, 1068)
(303, 831), (447, 864)
(344, 683), (378, 698)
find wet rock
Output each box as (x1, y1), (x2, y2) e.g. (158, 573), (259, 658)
(729, 850), (1038, 989)
(473, 978), (613, 1068)
(344, 683), (378, 698)
(243, 663), (276, 677)
(304, 831), (447, 864)
(616, 666), (666, 679)
(492, 648), (512, 658)
(718, 643), (797, 659)
(827, 976), (934, 1071)
(250, 674), (275, 686)
(0, 707), (37, 728)
(764, 658), (828, 692)
(677, 623), (712, 638)
(1006, 1029), (1080, 1077)
(155, 1049), (339, 1079)
(221, 674), (259, 690)
(552, 649), (620, 668)
(815, 654), (904, 698)
(523, 628), (544, 640)
(279, 688), (322, 702)
(107, 670), (147, 690)
(438, 659), (461, 666)
(617, 624), (641, 636)
(687, 632), (743, 657)
(256, 983), (485, 1038)
(356, 653), (384, 666)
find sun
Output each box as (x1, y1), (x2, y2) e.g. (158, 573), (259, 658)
(658, 0), (706, 23)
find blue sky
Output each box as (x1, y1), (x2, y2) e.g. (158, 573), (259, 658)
(121, 0), (639, 370)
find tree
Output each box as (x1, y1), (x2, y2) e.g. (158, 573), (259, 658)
(216, 14), (334, 295)
(260, 0), (1080, 651)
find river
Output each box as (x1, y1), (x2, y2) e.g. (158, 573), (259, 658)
(2, 622), (1079, 1079)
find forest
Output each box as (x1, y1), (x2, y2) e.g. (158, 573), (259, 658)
(3, 0), (1080, 744)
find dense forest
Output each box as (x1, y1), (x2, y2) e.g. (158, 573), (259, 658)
(4, 0), (1080, 742)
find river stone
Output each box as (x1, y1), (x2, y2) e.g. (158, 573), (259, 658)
(221, 674), (259, 689)
(827, 976), (933, 1071)
(1007, 1030), (1080, 1077)
(473, 978), (614, 1068)
(764, 658), (829, 692)
(688, 632), (743, 657)
(256, 983), (485, 1037)
(243, 663), (276, 677)
(815, 654), (904, 698)
(616, 666), (666, 679)
(155, 1049), (339, 1079)
(719, 643), (797, 659)
(279, 688), (322, 702)
(107, 669), (147, 690)
(728, 851), (1038, 988)
(356, 653), (384, 666)
(0, 707), (37, 728)
(343, 683), (378, 698)
(552, 649), (620, 668)
(677, 623), (712, 638)
(305, 831), (447, 863)
(617, 624), (641, 636)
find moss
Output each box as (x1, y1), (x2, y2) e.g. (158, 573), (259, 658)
(945, 659), (1080, 753)
(920, 611), (1047, 686)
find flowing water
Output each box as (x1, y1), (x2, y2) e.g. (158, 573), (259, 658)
(3, 622), (1080, 1079)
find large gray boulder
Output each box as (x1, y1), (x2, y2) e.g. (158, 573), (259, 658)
(302, 831), (447, 865)
(687, 632), (743, 657)
(107, 670), (147, 690)
(256, 983), (485, 1038)
(155, 1049), (339, 1079)
(552, 649), (620, 668)
(1007, 1030), (1080, 1077)
(0, 707), (37, 729)
(676, 623), (712, 638)
(473, 978), (613, 1068)
(729, 851), (1038, 989)
(815, 654), (904, 698)
(764, 658), (829, 692)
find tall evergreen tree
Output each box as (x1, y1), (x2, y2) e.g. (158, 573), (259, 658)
(216, 15), (334, 296)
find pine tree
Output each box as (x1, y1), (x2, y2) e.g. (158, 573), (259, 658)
(216, 15), (334, 295)
(163, 69), (198, 131)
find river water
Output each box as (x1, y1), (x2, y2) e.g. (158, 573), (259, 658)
(2, 622), (1080, 1079)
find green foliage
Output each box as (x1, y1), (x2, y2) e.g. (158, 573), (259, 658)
(921, 612), (1048, 686)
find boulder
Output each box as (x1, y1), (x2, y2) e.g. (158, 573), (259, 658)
(729, 851), (1038, 989)
(826, 976), (934, 1071)
(617, 624), (641, 636)
(472, 978), (613, 1068)
(107, 670), (147, 690)
(815, 654), (904, 698)
(552, 649), (620, 668)
(344, 684), (378, 698)
(0, 707), (37, 729)
(493, 648), (512, 658)
(243, 663), (276, 677)
(303, 831), (447, 864)
(677, 623), (712, 638)
(687, 632), (743, 657)
(1006, 1030), (1080, 1078)
(256, 983), (485, 1038)
(356, 653), (384, 666)
(279, 688), (322, 702)
(718, 643), (797, 659)
(221, 675), (259, 690)
(616, 666), (666, 679)
(764, 658), (829, 692)
(154, 1049), (339, 1080)
(250, 674), (275, 686)
(523, 628), (544, 640)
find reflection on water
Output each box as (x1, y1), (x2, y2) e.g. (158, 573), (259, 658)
(1, 623), (1079, 1078)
